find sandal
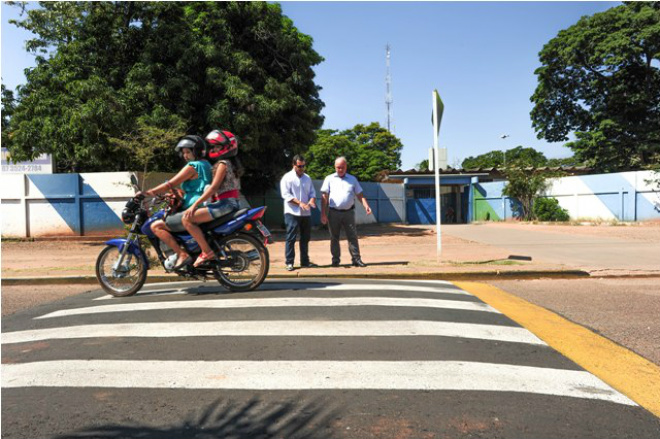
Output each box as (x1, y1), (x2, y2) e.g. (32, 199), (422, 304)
(193, 251), (217, 267)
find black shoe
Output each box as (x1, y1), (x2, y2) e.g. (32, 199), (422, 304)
(331, 261), (340, 267)
(352, 259), (367, 268)
(301, 261), (318, 268)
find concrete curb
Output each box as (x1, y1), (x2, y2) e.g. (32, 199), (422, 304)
(2, 269), (599, 286)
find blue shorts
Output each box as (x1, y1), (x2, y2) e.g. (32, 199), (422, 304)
(207, 198), (239, 219)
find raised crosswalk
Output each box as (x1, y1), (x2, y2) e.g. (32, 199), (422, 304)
(0, 280), (636, 406)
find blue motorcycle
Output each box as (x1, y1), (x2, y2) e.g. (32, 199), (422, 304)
(95, 177), (271, 297)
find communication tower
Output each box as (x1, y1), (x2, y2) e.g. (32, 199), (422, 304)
(385, 44), (394, 133)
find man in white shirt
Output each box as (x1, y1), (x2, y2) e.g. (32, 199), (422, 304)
(280, 154), (317, 271)
(320, 156), (372, 267)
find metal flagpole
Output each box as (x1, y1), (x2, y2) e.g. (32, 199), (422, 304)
(432, 90), (444, 259)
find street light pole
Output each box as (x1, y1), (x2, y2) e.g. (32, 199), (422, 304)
(500, 134), (510, 168)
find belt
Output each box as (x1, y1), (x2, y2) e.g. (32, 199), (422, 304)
(213, 189), (240, 201)
(330, 205), (354, 212)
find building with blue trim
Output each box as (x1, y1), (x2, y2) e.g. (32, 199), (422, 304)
(388, 167), (603, 224)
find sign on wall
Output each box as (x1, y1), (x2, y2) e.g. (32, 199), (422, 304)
(1, 147), (54, 174)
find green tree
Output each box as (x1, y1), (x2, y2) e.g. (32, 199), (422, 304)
(533, 197), (570, 222)
(502, 167), (552, 221)
(109, 109), (187, 188)
(1, 84), (16, 149)
(304, 123), (403, 182)
(415, 159), (429, 171)
(305, 129), (356, 180)
(5, 1), (324, 194)
(545, 156), (584, 167)
(531, 2), (660, 171)
(462, 146), (549, 169)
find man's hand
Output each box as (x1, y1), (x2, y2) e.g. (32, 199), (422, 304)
(321, 212), (328, 225)
(365, 206), (372, 216)
(300, 202), (310, 211)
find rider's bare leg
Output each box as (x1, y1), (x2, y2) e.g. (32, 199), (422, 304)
(151, 220), (188, 264)
(182, 209), (215, 255)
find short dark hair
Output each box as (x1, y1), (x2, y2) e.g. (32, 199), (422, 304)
(292, 154), (306, 165)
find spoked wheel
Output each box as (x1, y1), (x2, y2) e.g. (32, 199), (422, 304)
(95, 245), (147, 297)
(213, 233), (269, 292)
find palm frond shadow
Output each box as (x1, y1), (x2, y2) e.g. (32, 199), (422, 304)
(56, 396), (339, 439)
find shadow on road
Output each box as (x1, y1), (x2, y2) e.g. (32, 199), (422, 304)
(268, 223), (434, 243)
(54, 396), (340, 439)
(132, 279), (425, 298)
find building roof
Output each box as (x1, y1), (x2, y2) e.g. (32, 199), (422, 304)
(388, 166), (594, 179)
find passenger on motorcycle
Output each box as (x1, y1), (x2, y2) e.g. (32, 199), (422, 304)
(182, 130), (243, 267)
(141, 135), (212, 269)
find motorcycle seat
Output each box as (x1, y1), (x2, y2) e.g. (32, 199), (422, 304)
(200, 208), (249, 232)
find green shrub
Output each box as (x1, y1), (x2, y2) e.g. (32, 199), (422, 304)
(533, 197), (570, 221)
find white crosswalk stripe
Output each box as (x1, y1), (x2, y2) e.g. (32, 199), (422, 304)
(1, 360), (635, 406)
(37, 296), (497, 319)
(1, 280), (635, 408)
(1, 320), (545, 345)
(92, 281), (469, 300)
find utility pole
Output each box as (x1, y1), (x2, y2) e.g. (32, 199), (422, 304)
(385, 44), (394, 133)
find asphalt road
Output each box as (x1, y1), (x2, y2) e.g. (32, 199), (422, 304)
(2, 279), (659, 439)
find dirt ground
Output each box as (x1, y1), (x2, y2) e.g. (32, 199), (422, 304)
(1, 224), (560, 279)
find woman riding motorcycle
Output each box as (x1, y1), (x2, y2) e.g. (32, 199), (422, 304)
(142, 135), (212, 269)
(182, 130), (243, 267)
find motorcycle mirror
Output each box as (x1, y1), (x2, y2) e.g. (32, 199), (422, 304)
(130, 174), (139, 191)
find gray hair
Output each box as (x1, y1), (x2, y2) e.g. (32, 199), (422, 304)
(335, 156), (348, 165)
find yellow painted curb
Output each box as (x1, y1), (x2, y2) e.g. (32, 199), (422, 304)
(454, 281), (660, 418)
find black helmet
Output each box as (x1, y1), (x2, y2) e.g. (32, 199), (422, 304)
(175, 135), (206, 160)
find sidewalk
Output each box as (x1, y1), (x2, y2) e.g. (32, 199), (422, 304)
(6, 222), (653, 286)
(445, 221), (660, 277)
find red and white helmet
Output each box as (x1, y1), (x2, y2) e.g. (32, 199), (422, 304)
(205, 130), (238, 162)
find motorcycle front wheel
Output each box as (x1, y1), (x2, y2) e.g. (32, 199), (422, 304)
(213, 233), (269, 292)
(95, 245), (147, 297)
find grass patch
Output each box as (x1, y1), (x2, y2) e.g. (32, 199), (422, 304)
(1, 236), (35, 242)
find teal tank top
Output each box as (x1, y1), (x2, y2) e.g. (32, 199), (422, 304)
(181, 160), (212, 209)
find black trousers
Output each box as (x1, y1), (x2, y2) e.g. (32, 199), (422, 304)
(328, 208), (361, 263)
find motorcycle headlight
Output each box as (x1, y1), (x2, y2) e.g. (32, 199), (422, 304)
(121, 208), (136, 224)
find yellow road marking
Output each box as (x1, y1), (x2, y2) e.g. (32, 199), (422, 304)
(455, 281), (660, 418)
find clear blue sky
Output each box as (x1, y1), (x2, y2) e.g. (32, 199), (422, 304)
(2, 1), (618, 170)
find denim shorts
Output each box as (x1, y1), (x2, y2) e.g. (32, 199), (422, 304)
(207, 198), (240, 219)
(164, 211), (186, 232)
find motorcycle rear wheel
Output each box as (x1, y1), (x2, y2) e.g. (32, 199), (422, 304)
(95, 245), (147, 297)
(213, 233), (269, 292)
